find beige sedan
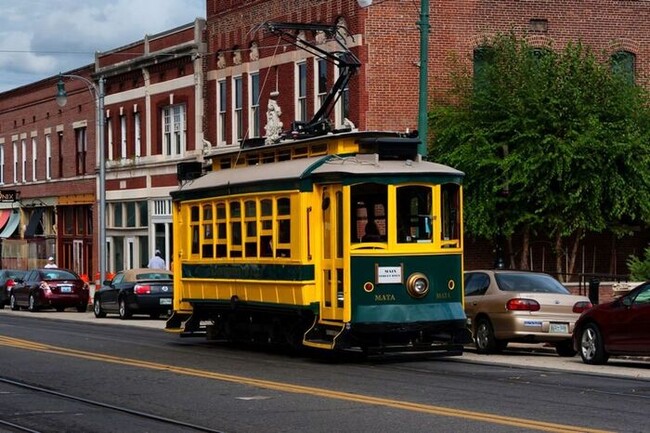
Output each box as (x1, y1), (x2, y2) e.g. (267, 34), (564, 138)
(464, 270), (592, 356)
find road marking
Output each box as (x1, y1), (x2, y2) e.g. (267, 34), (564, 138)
(0, 336), (613, 433)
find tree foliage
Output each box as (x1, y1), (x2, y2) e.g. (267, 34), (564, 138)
(429, 33), (650, 274)
(627, 246), (650, 281)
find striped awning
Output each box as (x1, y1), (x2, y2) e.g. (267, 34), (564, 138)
(0, 209), (11, 231)
(0, 210), (20, 238)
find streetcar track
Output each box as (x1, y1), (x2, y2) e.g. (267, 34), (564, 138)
(0, 376), (227, 433)
(0, 335), (613, 433)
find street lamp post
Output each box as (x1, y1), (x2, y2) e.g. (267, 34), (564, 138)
(56, 75), (106, 285)
(357, 0), (430, 157)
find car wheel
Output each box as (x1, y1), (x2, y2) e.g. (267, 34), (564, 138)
(554, 339), (577, 357)
(28, 294), (39, 312)
(55, 306), (65, 312)
(579, 323), (609, 365)
(9, 294), (19, 311)
(118, 298), (132, 320)
(93, 299), (106, 318)
(0, 301), (4, 310)
(475, 317), (503, 354)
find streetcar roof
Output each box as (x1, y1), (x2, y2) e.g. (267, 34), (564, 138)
(173, 154), (463, 199)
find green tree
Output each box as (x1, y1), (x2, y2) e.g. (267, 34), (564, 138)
(627, 246), (650, 281)
(430, 34), (650, 278)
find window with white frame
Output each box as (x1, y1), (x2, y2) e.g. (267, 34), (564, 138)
(335, 54), (350, 128)
(315, 58), (328, 111)
(296, 62), (307, 122)
(45, 134), (52, 180)
(75, 127), (87, 175)
(0, 144), (4, 184)
(120, 113), (127, 159)
(134, 112), (141, 157)
(233, 76), (243, 142)
(106, 117), (114, 161)
(249, 72), (260, 138)
(31, 137), (37, 181)
(12, 141), (17, 184)
(21, 139), (26, 183)
(218, 80), (227, 145)
(162, 104), (186, 156)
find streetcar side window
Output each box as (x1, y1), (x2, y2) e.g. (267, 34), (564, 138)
(190, 205), (200, 255)
(202, 204), (214, 258)
(396, 185), (432, 243)
(351, 183), (387, 243)
(441, 183), (461, 247)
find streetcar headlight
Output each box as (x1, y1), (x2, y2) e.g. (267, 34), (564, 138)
(406, 272), (429, 298)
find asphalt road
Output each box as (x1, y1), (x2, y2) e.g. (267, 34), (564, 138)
(1, 308), (649, 433)
(4, 308), (646, 380)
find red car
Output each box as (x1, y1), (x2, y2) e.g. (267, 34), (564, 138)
(573, 281), (650, 364)
(9, 268), (90, 312)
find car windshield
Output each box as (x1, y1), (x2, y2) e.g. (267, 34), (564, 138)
(41, 270), (78, 280)
(136, 273), (172, 281)
(495, 273), (570, 294)
(7, 270), (25, 278)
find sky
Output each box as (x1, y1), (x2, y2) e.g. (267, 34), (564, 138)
(0, 0), (205, 93)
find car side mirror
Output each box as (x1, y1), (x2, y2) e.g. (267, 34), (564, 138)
(622, 296), (633, 308)
(102, 279), (112, 286)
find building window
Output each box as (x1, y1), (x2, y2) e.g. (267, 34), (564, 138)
(57, 132), (63, 178)
(21, 139), (26, 183)
(0, 144), (4, 184)
(249, 72), (260, 138)
(75, 127), (87, 175)
(315, 58), (328, 110)
(106, 117), (114, 161)
(12, 140), (17, 184)
(162, 104), (186, 156)
(233, 76), (243, 142)
(31, 137), (37, 181)
(120, 113), (127, 159)
(473, 46), (493, 91)
(334, 55), (350, 128)
(611, 50), (636, 85)
(45, 134), (52, 180)
(296, 62), (307, 122)
(134, 112), (141, 157)
(218, 79), (227, 145)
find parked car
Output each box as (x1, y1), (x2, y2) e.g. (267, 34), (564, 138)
(0, 269), (26, 308)
(93, 268), (173, 320)
(573, 281), (650, 364)
(9, 268), (90, 312)
(464, 270), (592, 356)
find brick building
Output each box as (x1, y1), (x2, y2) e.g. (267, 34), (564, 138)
(204, 0), (649, 276)
(0, 1), (648, 279)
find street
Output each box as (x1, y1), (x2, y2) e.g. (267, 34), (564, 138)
(0, 308), (648, 433)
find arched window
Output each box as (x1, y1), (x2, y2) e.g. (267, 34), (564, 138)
(611, 51), (636, 85)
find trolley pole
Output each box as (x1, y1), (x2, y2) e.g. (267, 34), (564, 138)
(417, 0), (430, 158)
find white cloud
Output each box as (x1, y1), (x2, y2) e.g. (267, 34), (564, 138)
(0, 0), (204, 92)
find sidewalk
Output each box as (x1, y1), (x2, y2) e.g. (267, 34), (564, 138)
(1, 309), (649, 380)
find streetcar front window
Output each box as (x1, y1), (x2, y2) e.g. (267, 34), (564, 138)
(397, 185), (432, 243)
(350, 183), (387, 243)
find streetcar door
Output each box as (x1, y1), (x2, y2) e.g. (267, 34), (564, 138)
(320, 185), (345, 322)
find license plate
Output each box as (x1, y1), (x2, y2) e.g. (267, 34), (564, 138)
(60, 286), (72, 293)
(549, 323), (569, 333)
(159, 298), (172, 305)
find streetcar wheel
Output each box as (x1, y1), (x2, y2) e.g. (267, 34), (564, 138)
(474, 317), (503, 354)
(579, 323), (609, 365)
(28, 294), (38, 312)
(94, 299), (106, 318)
(10, 294), (19, 311)
(118, 298), (131, 320)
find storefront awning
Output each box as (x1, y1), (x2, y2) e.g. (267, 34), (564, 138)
(24, 207), (45, 238)
(0, 209), (11, 231)
(0, 210), (20, 238)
